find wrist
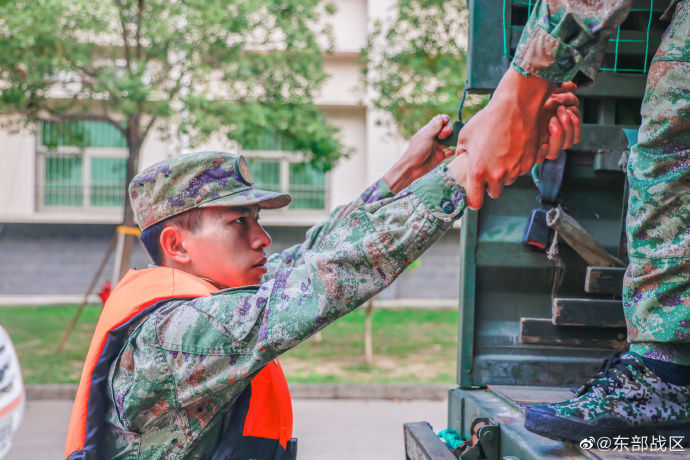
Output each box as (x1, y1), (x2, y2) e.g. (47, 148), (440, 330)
(447, 153), (467, 187)
(383, 159), (413, 194)
(494, 68), (555, 115)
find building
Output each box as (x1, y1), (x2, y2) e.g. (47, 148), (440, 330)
(0, 0), (460, 306)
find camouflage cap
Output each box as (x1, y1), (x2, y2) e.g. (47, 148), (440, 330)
(129, 151), (291, 230)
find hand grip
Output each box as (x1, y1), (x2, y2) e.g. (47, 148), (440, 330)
(436, 120), (463, 147)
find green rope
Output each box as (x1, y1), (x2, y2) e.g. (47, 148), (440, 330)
(643, 0), (655, 73)
(612, 25), (621, 72)
(501, 0), (535, 60)
(501, 0), (509, 59)
(437, 429), (466, 450)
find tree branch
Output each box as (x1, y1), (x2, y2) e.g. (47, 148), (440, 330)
(136, 0), (143, 60)
(142, 115), (157, 140)
(113, 0), (132, 71)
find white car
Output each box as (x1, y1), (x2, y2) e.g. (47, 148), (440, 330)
(0, 326), (24, 459)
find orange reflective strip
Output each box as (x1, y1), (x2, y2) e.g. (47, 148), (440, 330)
(65, 267), (217, 458)
(242, 359), (293, 448)
(116, 225), (142, 237)
(0, 390), (24, 419)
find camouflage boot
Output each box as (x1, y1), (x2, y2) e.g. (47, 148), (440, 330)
(524, 352), (690, 445)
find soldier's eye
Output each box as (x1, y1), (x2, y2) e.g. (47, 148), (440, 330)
(233, 217), (247, 225)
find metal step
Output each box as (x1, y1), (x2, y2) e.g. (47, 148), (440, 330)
(520, 318), (627, 350)
(585, 266), (626, 294)
(552, 298), (625, 328)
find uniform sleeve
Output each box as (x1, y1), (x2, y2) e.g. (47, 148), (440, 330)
(510, 0), (632, 86)
(263, 177), (394, 277)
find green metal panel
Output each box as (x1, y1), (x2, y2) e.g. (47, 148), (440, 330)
(466, 0), (508, 93)
(457, 211), (478, 389)
(467, 0), (672, 94)
(459, 3), (661, 387)
(458, 159), (628, 387)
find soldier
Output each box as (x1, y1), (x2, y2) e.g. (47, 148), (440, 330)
(458, 0), (690, 444)
(64, 106), (579, 460)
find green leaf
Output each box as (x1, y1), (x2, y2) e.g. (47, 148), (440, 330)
(362, 0), (488, 137)
(0, 0), (344, 169)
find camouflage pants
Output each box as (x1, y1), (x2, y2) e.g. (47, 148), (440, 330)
(624, 0), (690, 365)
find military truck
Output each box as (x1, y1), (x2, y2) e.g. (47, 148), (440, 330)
(404, 1), (687, 458)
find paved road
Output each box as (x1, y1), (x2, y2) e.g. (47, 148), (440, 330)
(6, 398), (447, 459)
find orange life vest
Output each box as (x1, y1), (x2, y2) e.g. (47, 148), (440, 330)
(65, 267), (294, 459)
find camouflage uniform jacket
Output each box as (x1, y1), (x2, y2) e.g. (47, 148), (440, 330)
(511, 0), (641, 86)
(101, 165), (465, 459)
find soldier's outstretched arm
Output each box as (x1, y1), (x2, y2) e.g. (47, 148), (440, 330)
(263, 114), (456, 277)
(461, 0), (633, 209)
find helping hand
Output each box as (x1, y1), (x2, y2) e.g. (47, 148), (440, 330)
(383, 114), (457, 194)
(457, 69), (582, 209)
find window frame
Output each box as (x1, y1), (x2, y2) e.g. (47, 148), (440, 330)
(241, 150), (331, 214)
(35, 127), (128, 213)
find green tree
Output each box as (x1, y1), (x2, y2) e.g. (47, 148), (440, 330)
(0, 0), (341, 276)
(362, 0), (485, 138)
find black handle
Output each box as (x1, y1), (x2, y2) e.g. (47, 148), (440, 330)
(436, 120), (463, 147)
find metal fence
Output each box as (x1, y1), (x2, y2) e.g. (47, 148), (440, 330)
(288, 162), (326, 210)
(501, 0), (666, 73)
(38, 121), (127, 209)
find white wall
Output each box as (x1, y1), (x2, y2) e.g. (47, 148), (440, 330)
(324, 107), (368, 208)
(0, 124), (35, 217)
(317, 55), (365, 106)
(329, 0), (368, 52)
(138, 122), (175, 170)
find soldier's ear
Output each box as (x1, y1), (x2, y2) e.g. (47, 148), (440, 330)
(159, 225), (191, 265)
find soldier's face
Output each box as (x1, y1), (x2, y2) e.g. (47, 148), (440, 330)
(182, 205), (272, 287)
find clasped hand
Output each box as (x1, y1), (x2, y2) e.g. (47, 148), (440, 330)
(456, 69), (582, 208)
(385, 73), (581, 195)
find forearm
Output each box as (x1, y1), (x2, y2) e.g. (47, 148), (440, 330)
(264, 177), (394, 276)
(383, 158), (418, 194)
(255, 165), (465, 356)
(511, 0), (632, 86)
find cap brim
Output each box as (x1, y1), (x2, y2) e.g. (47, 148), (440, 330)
(197, 187), (291, 210)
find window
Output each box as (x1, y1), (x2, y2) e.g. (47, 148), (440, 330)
(244, 154), (327, 210)
(37, 121), (128, 210)
(288, 162), (326, 210)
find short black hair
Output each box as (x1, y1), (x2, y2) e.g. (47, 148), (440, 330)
(139, 209), (205, 266)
